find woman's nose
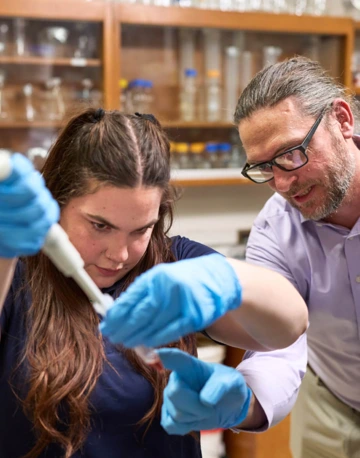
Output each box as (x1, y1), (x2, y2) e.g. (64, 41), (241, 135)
(105, 244), (129, 264)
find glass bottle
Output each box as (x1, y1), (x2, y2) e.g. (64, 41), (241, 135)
(81, 78), (94, 103)
(142, 80), (154, 113)
(13, 18), (27, 57)
(119, 78), (129, 112)
(218, 142), (232, 168)
(45, 77), (65, 121)
(23, 83), (35, 122)
(129, 79), (145, 113)
(180, 68), (198, 122)
(206, 70), (221, 122)
(170, 141), (180, 170)
(175, 142), (191, 169)
(0, 23), (9, 56)
(205, 142), (220, 168)
(189, 142), (206, 168)
(0, 71), (7, 120)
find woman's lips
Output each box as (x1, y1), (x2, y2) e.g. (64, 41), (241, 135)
(96, 266), (122, 277)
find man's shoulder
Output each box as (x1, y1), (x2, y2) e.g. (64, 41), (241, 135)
(254, 193), (302, 229)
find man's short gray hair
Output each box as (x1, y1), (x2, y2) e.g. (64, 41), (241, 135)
(234, 56), (360, 129)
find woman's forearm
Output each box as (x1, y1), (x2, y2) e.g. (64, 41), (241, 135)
(207, 258), (308, 350)
(0, 257), (17, 316)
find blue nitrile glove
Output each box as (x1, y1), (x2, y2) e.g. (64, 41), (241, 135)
(0, 153), (59, 258)
(157, 348), (252, 435)
(100, 253), (242, 347)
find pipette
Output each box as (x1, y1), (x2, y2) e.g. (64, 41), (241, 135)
(0, 151), (163, 370)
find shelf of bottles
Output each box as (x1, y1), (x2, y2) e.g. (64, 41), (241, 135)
(118, 18), (347, 182)
(0, 16), (103, 156)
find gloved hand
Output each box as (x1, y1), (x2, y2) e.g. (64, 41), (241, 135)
(0, 153), (59, 258)
(100, 253), (242, 347)
(157, 348), (252, 435)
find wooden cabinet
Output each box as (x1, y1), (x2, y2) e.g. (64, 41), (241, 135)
(224, 346), (293, 458)
(0, 0), (355, 187)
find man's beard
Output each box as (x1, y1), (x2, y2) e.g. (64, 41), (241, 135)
(285, 136), (355, 221)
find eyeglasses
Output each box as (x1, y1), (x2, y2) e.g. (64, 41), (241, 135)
(241, 109), (326, 184)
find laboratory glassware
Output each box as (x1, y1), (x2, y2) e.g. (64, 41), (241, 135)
(225, 46), (239, 123)
(23, 83), (36, 122)
(0, 23), (9, 56)
(0, 71), (8, 120)
(180, 68), (198, 122)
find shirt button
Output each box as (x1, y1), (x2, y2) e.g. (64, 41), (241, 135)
(356, 276), (360, 283)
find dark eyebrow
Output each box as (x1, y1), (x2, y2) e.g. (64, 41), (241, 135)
(87, 214), (120, 230)
(86, 213), (159, 231)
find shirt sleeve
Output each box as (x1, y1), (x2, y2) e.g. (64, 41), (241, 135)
(241, 215), (308, 430)
(236, 332), (307, 431)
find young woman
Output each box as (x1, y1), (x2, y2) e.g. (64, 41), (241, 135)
(0, 109), (307, 458)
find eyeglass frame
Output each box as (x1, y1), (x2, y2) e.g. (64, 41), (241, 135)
(241, 108), (327, 184)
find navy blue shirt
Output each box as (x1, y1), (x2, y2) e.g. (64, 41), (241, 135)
(0, 236), (215, 457)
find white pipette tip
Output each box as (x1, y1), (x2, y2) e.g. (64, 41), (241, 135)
(0, 150), (12, 181)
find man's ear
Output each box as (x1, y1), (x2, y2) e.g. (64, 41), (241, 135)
(331, 98), (354, 139)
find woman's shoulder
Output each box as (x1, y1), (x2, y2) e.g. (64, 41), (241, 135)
(170, 235), (217, 261)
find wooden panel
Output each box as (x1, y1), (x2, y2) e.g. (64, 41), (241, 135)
(0, 0), (106, 21)
(223, 346), (292, 458)
(116, 4), (352, 35)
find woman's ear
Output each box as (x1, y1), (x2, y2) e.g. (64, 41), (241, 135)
(331, 98), (354, 139)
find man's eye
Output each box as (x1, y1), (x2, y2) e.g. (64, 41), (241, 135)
(258, 163), (272, 172)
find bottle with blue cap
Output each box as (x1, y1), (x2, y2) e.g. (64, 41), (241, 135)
(218, 142), (232, 167)
(180, 68), (198, 122)
(128, 79), (153, 114)
(205, 142), (220, 168)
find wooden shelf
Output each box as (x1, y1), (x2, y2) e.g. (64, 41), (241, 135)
(116, 4), (353, 35)
(170, 168), (252, 186)
(163, 120), (235, 129)
(0, 121), (63, 129)
(0, 0), (107, 21)
(0, 56), (101, 67)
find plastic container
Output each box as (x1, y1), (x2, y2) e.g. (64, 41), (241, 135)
(180, 68), (198, 122)
(225, 46), (239, 122)
(239, 51), (253, 92)
(179, 29), (195, 85)
(206, 70), (221, 122)
(203, 29), (221, 74)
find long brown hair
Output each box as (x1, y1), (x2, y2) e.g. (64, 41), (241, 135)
(21, 109), (196, 457)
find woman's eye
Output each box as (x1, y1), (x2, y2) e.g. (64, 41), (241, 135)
(135, 226), (153, 235)
(92, 222), (109, 232)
